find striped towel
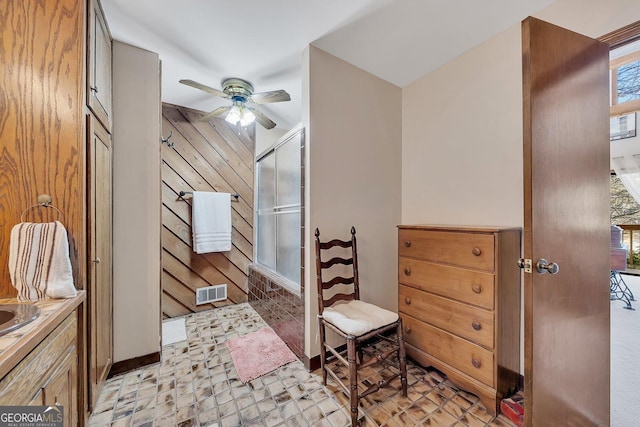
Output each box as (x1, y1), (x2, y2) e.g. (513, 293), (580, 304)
(8, 221), (77, 302)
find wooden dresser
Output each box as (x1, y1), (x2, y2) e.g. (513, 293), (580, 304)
(397, 225), (521, 414)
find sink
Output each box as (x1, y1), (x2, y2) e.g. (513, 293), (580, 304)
(0, 304), (41, 337)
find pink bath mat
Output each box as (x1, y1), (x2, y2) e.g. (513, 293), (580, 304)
(226, 326), (298, 383)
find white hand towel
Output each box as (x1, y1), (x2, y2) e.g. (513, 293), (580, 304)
(192, 191), (232, 253)
(8, 221), (77, 301)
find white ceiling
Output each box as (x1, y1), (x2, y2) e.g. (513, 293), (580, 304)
(102, 0), (556, 131)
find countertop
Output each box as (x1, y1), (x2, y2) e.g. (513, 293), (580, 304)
(0, 291), (85, 380)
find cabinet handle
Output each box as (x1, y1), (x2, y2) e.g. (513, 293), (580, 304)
(472, 321), (482, 331)
(472, 358), (482, 369)
(404, 268), (411, 276)
(90, 85), (99, 93)
(405, 326), (411, 334)
(92, 258), (101, 264)
(472, 247), (482, 256)
(404, 298), (411, 305)
(404, 241), (411, 248)
(472, 284), (482, 294)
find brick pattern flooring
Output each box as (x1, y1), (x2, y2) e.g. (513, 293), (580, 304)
(88, 303), (516, 426)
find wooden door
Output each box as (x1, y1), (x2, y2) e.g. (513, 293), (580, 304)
(88, 0), (112, 131)
(43, 350), (78, 427)
(522, 17), (610, 426)
(88, 114), (113, 409)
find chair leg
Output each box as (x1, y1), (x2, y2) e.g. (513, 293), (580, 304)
(347, 337), (359, 426)
(397, 319), (408, 397)
(319, 319), (328, 386)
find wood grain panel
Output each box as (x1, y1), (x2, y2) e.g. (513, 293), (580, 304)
(0, 0), (85, 297)
(161, 104), (254, 318)
(162, 203), (251, 285)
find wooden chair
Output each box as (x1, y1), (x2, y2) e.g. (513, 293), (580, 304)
(314, 227), (407, 426)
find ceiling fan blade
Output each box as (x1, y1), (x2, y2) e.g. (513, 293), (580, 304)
(249, 89), (291, 105)
(248, 108), (276, 129)
(179, 79), (227, 98)
(198, 106), (231, 122)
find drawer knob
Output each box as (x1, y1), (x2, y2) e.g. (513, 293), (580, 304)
(472, 247), (482, 256)
(404, 297), (411, 305)
(404, 240), (412, 248)
(472, 284), (482, 294)
(405, 326), (411, 334)
(472, 321), (482, 331)
(472, 358), (482, 369)
(404, 268), (411, 276)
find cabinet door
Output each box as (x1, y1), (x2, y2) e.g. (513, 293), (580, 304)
(43, 350), (78, 427)
(88, 0), (112, 131)
(88, 114), (113, 409)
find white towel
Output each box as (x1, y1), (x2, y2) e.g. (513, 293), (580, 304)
(8, 221), (77, 301)
(192, 191), (232, 253)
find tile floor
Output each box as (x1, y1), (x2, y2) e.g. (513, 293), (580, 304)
(88, 303), (516, 427)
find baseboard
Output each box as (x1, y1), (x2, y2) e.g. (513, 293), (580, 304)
(108, 352), (161, 378)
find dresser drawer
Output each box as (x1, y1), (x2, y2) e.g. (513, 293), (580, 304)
(398, 229), (495, 271)
(399, 285), (494, 349)
(401, 314), (494, 387)
(399, 257), (495, 309)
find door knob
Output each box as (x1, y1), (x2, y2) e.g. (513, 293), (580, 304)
(536, 258), (559, 275)
(92, 258), (101, 264)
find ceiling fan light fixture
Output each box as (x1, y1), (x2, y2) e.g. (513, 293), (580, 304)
(240, 109), (255, 126)
(225, 105), (242, 125)
(180, 77), (288, 129)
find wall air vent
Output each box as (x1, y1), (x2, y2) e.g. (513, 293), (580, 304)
(196, 284), (227, 305)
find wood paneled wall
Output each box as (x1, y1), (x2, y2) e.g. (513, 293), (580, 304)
(0, 0), (85, 297)
(161, 104), (254, 318)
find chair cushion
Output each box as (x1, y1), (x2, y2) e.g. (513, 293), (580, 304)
(322, 300), (398, 336)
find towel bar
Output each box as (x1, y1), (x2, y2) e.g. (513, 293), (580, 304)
(178, 191), (240, 201)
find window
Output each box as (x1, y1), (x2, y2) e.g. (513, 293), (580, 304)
(610, 39), (640, 117)
(255, 127), (304, 285)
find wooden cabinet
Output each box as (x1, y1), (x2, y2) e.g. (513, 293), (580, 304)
(87, 113), (113, 409)
(397, 225), (521, 414)
(43, 349), (78, 426)
(88, 0), (112, 131)
(0, 312), (78, 426)
(86, 0), (113, 411)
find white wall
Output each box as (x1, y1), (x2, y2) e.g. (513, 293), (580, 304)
(401, 0), (640, 374)
(112, 41), (161, 362)
(402, 24), (523, 227)
(303, 45), (402, 357)
(403, 0), (640, 226)
(255, 126), (288, 156)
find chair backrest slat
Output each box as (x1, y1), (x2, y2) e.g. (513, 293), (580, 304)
(321, 256), (353, 269)
(322, 276), (354, 289)
(319, 239), (352, 250)
(324, 292), (355, 308)
(315, 226), (360, 315)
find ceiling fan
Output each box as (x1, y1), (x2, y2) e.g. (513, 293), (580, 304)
(179, 78), (290, 129)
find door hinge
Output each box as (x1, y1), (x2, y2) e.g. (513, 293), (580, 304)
(517, 258), (532, 274)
